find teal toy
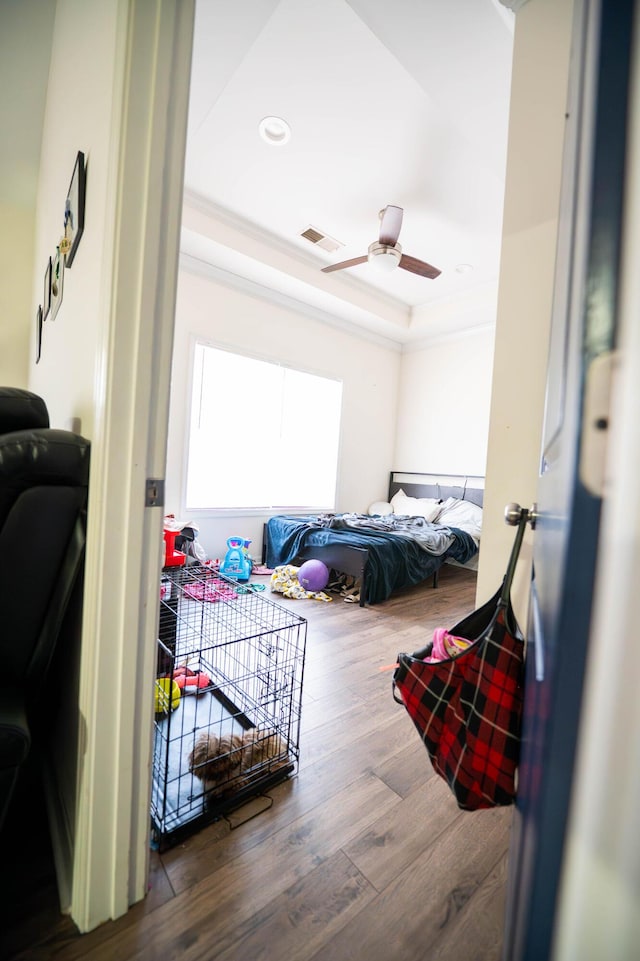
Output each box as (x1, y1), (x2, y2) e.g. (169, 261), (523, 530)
(219, 536), (253, 582)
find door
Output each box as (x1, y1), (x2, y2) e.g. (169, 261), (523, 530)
(502, 2), (636, 959)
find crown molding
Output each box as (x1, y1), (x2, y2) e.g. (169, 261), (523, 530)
(179, 251), (404, 353)
(403, 321), (496, 354)
(498, 0), (530, 10)
(182, 188), (406, 315)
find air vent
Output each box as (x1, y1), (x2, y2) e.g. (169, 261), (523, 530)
(299, 225), (343, 253)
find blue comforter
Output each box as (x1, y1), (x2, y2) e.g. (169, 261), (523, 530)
(265, 513), (478, 604)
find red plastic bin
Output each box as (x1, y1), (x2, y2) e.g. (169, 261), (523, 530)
(163, 528), (186, 567)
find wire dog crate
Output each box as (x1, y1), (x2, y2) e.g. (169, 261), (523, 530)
(151, 564), (307, 849)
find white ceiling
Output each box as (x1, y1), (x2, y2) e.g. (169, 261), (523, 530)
(2, 0), (514, 348)
(183, 0), (515, 345)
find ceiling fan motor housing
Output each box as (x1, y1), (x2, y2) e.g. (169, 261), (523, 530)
(368, 241), (402, 270)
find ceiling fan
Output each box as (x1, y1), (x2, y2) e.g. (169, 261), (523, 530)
(321, 205), (441, 279)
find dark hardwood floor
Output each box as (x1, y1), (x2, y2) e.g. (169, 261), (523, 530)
(0, 565), (512, 961)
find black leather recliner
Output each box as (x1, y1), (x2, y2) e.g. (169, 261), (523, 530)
(0, 387), (90, 831)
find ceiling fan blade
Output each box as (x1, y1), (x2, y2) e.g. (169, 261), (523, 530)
(321, 255), (368, 273)
(378, 205), (403, 246)
(399, 254), (441, 279)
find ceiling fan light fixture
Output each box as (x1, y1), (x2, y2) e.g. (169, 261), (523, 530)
(258, 116), (291, 146)
(321, 207), (441, 278)
(368, 242), (402, 272)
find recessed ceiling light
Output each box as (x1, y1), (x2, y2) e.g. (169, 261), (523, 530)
(455, 263), (474, 274)
(259, 116), (291, 146)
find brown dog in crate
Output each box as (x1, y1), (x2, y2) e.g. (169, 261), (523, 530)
(188, 728), (286, 790)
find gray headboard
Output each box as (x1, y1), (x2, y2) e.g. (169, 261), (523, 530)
(388, 472), (484, 507)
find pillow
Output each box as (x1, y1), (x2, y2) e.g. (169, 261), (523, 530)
(390, 488), (406, 506)
(368, 501), (394, 516)
(390, 488), (442, 522)
(434, 497), (483, 538)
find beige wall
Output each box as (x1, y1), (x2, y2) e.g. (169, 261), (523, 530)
(0, 0), (55, 386)
(0, 206), (36, 385)
(395, 324), (496, 477)
(478, 0), (575, 617)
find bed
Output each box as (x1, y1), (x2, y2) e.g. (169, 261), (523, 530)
(263, 472), (483, 606)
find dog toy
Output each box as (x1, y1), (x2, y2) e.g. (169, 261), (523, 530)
(163, 665), (213, 694)
(154, 677), (181, 715)
(174, 671), (213, 693)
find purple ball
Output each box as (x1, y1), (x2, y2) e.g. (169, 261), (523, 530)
(298, 559), (329, 592)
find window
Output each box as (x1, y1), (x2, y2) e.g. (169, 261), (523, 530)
(186, 342), (343, 510)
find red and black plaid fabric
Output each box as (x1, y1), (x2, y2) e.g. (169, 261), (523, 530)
(393, 586), (524, 810)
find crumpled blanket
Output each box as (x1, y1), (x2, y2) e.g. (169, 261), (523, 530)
(270, 565), (332, 602)
(320, 513), (454, 556)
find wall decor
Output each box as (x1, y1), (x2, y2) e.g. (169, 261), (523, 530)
(63, 150), (86, 268)
(43, 257), (52, 321)
(36, 306), (42, 364)
(50, 247), (64, 320)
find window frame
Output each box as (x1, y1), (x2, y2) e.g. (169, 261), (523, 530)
(181, 337), (344, 516)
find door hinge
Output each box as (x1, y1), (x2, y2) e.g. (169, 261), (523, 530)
(145, 478), (165, 507)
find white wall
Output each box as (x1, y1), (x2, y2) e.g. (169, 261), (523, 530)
(478, 0), (575, 617)
(395, 324), (496, 476)
(166, 261), (402, 559)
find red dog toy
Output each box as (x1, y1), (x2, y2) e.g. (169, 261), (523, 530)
(164, 666), (213, 694)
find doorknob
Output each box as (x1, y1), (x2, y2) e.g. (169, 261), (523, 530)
(504, 502), (539, 529)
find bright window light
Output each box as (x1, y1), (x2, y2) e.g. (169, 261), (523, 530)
(186, 343), (343, 510)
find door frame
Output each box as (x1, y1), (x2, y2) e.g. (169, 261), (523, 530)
(69, 0), (195, 931)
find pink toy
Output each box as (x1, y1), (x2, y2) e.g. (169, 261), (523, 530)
(173, 670), (213, 693)
(182, 580), (238, 602)
(171, 666), (196, 678)
(162, 665), (213, 693)
(425, 627), (471, 662)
